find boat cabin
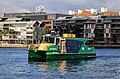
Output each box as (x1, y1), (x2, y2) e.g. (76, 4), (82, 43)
(38, 34), (94, 54)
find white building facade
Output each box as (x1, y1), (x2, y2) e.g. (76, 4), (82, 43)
(0, 18), (42, 44)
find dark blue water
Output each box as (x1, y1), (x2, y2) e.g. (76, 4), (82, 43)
(0, 48), (120, 79)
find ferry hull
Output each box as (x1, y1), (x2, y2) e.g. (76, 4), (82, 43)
(28, 50), (96, 61)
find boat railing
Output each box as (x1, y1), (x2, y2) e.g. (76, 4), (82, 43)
(28, 44), (39, 50)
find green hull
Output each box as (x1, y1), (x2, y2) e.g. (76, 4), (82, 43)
(47, 53), (96, 60)
(28, 50), (96, 60)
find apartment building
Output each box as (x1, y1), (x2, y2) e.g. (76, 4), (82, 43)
(55, 16), (120, 45)
(102, 12), (119, 16)
(0, 17), (42, 44)
(69, 7), (120, 17)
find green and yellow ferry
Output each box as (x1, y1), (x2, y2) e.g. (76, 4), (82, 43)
(28, 34), (96, 61)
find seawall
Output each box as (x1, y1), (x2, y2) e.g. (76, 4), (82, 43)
(0, 44), (28, 48)
(93, 45), (120, 48)
(0, 44), (120, 48)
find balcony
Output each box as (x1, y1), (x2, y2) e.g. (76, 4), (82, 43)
(111, 30), (117, 34)
(111, 27), (120, 29)
(75, 22), (84, 25)
(26, 29), (33, 32)
(111, 22), (120, 24)
(103, 21), (111, 23)
(26, 34), (33, 36)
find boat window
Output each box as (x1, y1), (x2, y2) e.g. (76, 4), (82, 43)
(45, 37), (49, 42)
(66, 40), (83, 53)
(49, 38), (54, 43)
(85, 40), (94, 47)
(56, 38), (60, 45)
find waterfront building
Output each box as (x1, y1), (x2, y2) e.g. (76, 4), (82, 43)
(101, 7), (108, 13)
(55, 16), (120, 45)
(70, 7), (119, 17)
(2, 11), (69, 44)
(69, 10), (76, 15)
(0, 17), (42, 44)
(4, 12), (69, 35)
(90, 8), (97, 14)
(78, 10), (94, 16)
(102, 12), (119, 16)
(70, 8), (97, 16)
(4, 12), (69, 20)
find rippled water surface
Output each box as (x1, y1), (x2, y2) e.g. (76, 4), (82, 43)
(0, 48), (120, 79)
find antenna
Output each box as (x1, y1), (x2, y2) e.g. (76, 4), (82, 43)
(3, 8), (5, 13)
(3, 8), (6, 16)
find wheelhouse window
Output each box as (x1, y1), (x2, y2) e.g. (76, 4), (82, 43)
(66, 40), (83, 53)
(55, 38), (60, 45)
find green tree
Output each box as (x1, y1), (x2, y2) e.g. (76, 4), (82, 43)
(0, 30), (2, 40)
(3, 29), (16, 39)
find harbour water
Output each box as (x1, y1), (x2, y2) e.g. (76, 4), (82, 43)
(0, 48), (120, 79)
